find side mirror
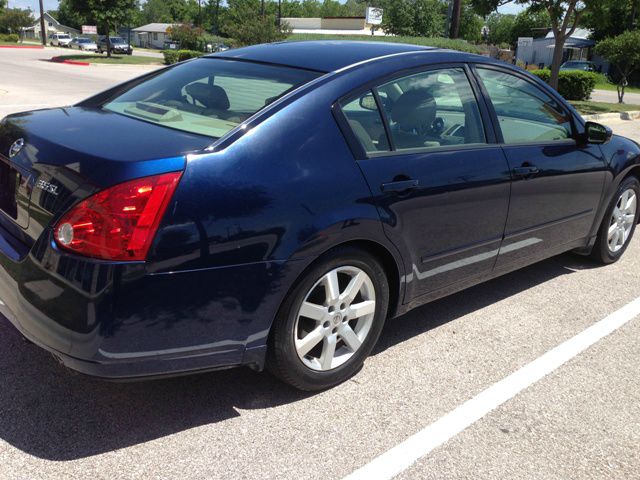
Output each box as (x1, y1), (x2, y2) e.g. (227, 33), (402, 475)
(584, 121), (612, 144)
(359, 93), (378, 111)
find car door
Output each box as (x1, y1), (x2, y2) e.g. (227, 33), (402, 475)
(473, 66), (606, 268)
(338, 66), (511, 302)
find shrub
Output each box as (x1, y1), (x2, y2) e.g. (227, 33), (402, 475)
(0, 33), (19, 42)
(163, 49), (202, 65)
(531, 69), (597, 100)
(286, 34), (482, 54)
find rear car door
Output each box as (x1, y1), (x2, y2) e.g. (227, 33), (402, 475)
(337, 65), (511, 302)
(473, 66), (606, 268)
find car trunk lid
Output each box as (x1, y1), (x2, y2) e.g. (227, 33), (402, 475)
(0, 106), (213, 245)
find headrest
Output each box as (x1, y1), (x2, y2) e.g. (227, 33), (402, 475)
(390, 89), (436, 130)
(185, 83), (230, 110)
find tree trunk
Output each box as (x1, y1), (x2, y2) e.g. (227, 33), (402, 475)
(450, 0), (462, 39)
(106, 24), (111, 58)
(549, 35), (566, 90)
(618, 75), (627, 103)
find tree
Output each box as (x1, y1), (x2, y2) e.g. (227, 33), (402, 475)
(526, 1), (587, 90)
(581, 0), (640, 41)
(485, 13), (516, 46)
(381, 0), (446, 37)
(595, 30), (640, 103)
(221, 0), (291, 46)
(0, 8), (34, 34)
(55, 0), (91, 30)
(470, 0), (511, 17)
(511, 7), (550, 43)
(67, 0), (137, 57)
(458, 0), (484, 43)
(167, 23), (203, 49)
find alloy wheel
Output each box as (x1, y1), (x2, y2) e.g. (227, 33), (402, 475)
(294, 266), (376, 371)
(608, 188), (637, 253)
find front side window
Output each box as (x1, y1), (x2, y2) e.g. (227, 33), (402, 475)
(103, 59), (320, 138)
(476, 68), (573, 144)
(375, 67), (486, 151)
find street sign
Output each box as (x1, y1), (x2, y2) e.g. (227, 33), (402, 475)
(366, 7), (383, 25)
(517, 37), (533, 47)
(82, 25), (97, 35)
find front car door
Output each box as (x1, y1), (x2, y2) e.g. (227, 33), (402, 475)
(337, 65), (511, 302)
(472, 66), (607, 268)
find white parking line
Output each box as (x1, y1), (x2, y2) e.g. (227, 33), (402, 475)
(344, 296), (640, 480)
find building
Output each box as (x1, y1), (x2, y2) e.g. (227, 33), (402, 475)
(131, 23), (180, 49)
(22, 12), (80, 40)
(282, 17), (388, 36)
(515, 28), (598, 69)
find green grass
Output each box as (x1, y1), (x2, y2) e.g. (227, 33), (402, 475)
(0, 41), (42, 46)
(286, 34), (482, 54)
(134, 46), (164, 54)
(53, 54), (162, 65)
(569, 100), (640, 115)
(592, 73), (640, 94)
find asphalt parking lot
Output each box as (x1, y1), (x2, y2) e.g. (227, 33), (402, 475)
(1, 47), (639, 479)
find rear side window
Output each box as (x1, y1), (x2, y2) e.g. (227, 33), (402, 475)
(375, 68), (485, 151)
(476, 68), (573, 144)
(340, 92), (388, 153)
(103, 59), (320, 138)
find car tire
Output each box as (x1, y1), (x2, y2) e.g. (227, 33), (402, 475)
(267, 247), (389, 391)
(591, 175), (639, 264)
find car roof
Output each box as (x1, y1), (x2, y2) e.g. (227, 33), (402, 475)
(209, 41), (438, 73)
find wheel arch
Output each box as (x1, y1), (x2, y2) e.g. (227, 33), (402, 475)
(268, 238), (404, 345)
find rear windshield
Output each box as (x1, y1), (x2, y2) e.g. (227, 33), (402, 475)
(103, 58), (320, 138)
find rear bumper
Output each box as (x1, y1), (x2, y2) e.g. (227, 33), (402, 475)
(0, 227), (293, 379)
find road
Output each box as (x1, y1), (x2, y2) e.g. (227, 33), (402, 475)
(0, 47), (161, 119)
(0, 47), (639, 480)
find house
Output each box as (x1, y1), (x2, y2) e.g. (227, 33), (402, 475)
(515, 28), (601, 69)
(131, 23), (180, 49)
(22, 12), (80, 40)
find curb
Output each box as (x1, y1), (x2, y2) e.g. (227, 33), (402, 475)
(50, 56), (90, 66)
(582, 111), (640, 122)
(0, 45), (44, 49)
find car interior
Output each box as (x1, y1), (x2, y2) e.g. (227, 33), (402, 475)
(104, 60), (319, 138)
(341, 68), (486, 153)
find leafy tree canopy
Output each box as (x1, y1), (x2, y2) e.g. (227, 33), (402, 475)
(0, 8), (34, 34)
(595, 30), (640, 102)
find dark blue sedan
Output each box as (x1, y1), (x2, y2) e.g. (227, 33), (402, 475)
(0, 42), (638, 390)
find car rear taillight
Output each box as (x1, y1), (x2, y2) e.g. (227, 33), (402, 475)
(53, 171), (182, 261)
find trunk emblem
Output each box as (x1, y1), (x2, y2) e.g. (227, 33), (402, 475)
(9, 138), (24, 158)
(36, 179), (59, 196)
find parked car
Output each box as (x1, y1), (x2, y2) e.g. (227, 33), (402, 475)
(0, 42), (638, 390)
(96, 36), (132, 55)
(560, 60), (596, 72)
(212, 42), (230, 52)
(69, 37), (98, 52)
(49, 32), (73, 47)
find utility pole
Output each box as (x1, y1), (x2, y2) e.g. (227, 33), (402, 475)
(278, 0), (282, 26)
(38, 0), (46, 46)
(449, 0), (462, 38)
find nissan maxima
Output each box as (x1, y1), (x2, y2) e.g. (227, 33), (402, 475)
(0, 42), (638, 390)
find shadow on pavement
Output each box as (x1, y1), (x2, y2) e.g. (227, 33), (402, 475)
(0, 253), (589, 461)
